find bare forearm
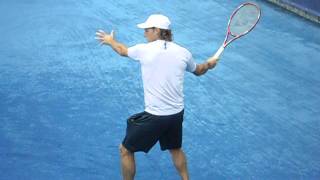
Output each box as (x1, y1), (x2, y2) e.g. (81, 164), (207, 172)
(194, 62), (210, 76)
(108, 39), (128, 56)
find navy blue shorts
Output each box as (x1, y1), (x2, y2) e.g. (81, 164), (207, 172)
(122, 110), (184, 153)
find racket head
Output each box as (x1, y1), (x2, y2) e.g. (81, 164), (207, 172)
(223, 2), (261, 46)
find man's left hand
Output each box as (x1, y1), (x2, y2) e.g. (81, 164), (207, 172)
(95, 30), (114, 45)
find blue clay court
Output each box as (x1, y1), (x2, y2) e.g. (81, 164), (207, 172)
(0, 0), (319, 179)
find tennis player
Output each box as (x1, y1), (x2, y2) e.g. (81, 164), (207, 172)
(96, 14), (219, 180)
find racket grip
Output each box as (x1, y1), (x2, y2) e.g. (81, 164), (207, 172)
(213, 45), (225, 59)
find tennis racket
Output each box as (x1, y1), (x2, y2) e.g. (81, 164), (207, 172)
(213, 2), (261, 59)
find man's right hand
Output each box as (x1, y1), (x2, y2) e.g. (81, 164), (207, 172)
(207, 56), (219, 69)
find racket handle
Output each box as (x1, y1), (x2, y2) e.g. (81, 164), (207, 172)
(213, 45), (225, 59)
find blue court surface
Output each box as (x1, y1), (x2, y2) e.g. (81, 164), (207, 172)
(0, 0), (319, 179)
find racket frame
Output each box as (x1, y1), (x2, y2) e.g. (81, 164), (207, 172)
(224, 2), (261, 47)
(213, 2), (261, 58)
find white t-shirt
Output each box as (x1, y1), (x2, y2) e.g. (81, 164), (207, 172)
(128, 40), (197, 115)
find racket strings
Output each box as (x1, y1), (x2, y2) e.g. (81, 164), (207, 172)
(229, 4), (260, 36)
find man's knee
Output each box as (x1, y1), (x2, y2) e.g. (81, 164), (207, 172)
(119, 144), (132, 156)
(169, 148), (182, 155)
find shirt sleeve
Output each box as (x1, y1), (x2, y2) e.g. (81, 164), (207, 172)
(185, 51), (197, 73)
(127, 44), (146, 61)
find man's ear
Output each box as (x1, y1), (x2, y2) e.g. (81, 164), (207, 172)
(154, 28), (161, 35)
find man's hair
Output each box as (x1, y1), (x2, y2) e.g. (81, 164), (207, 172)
(159, 29), (173, 42)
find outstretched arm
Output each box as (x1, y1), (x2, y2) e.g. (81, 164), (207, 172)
(193, 55), (219, 76)
(95, 30), (128, 57)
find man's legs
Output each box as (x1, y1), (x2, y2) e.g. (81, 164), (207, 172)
(119, 144), (135, 180)
(169, 148), (189, 180)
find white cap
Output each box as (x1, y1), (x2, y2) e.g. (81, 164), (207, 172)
(137, 14), (171, 30)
